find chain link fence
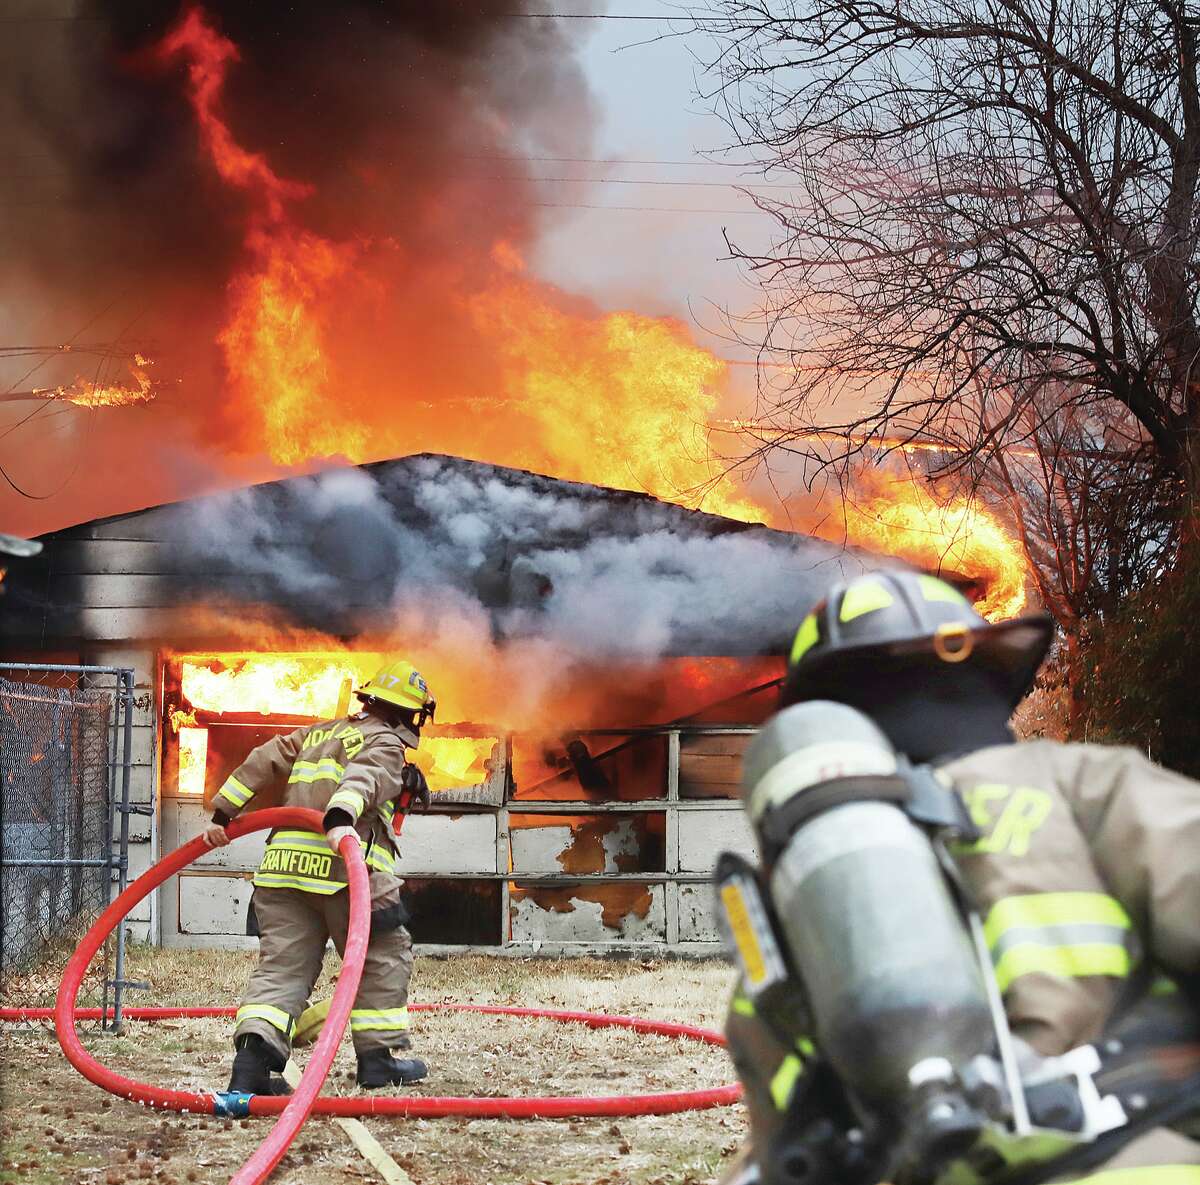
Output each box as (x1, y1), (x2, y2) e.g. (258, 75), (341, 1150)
(0, 665), (134, 1025)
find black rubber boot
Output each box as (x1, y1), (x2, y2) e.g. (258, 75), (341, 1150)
(227, 1033), (292, 1096)
(356, 1049), (428, 1088)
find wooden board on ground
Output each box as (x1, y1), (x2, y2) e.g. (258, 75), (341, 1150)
(282, 1060), (413, 1185)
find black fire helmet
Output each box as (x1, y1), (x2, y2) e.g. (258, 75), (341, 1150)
(780, 570), (1054, 761)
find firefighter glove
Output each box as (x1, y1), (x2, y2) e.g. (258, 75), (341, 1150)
(401, 762), (432, 811)
(326, 824), (358, 853)
(203, 823), (231, 848)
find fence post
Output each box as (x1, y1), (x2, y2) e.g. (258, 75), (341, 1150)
(108, 669), (136, 1031)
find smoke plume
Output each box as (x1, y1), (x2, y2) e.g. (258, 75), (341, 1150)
(150, 454), (882, 728)
(0, 1), (599, 530)
(172, 454), (877, 659)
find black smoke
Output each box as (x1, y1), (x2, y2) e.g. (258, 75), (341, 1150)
(0, 1), (597, 522)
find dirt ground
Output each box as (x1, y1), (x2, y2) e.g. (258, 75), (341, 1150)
(0, 948), (746, 1185)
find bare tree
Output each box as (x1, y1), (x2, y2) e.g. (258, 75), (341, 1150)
(699, 0), (1200, 546)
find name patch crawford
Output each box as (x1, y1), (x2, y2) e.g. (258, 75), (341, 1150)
(260, 847), (334, 879)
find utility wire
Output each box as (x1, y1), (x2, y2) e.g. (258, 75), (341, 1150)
(4, 195), (771, 214)
(534, 200), (762, 213)
(4, 173), (795, 189)
(469, 174), (794, 189)
(6, 149), (769, 169)
(0, 12), (711, 22)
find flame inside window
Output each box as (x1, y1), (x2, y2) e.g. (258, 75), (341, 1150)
(180, 653), (386, 718)
(178, 727), (209, 796)
(174, 652), (495, 794)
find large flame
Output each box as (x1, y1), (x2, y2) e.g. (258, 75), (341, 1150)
(176, 650), (497, 794)
(834, 472), (1027, 620)
(180, 652), (380, 718)
(153, 7), (759, 523)
(153, 7), (1029, 619)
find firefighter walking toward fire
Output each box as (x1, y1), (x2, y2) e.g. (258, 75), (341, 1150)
(203, 659), (435, 1096)
(715, 570), (1200, 1185)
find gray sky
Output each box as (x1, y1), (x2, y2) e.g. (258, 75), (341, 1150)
(529, 7), (780, 381)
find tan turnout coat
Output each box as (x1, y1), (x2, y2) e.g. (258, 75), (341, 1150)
(726, 739), (1200, 1182)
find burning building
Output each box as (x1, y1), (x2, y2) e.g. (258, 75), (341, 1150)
(1, 452), (900, 953)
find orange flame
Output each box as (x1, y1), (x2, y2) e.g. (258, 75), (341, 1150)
(153, 7), (759, 522)
(180, 651), (382, 718)
(176, 650), (496, 793)
(33, 354), (158, 408)
(832, 472), (1027, 620)
(154, 8), (1031, 618)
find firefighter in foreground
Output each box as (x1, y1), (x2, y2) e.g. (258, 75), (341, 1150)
(204, 659), (434, 1096)
(716, 570), (1200, 1185)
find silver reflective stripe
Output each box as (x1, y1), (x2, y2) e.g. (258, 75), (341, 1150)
(747, 742), (897, 824)
(989, 922), (1133, 964)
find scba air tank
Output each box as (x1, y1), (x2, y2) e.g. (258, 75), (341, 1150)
(743, 701), (993, 1110)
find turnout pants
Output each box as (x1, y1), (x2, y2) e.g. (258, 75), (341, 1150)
(234, 883), (413, 1061)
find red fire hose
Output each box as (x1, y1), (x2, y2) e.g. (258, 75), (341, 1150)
(233, 814), (369, 1185)
(52, 807), (370, 1185)
(3, 807), (742, 1181)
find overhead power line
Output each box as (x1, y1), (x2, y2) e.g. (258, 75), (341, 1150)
(6, 149), (772, 170)
(533, 200), (763, 214)
(470, 174), (795, 189)
(0, 10), (721, 23)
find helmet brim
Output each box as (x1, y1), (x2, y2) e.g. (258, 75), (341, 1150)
(782, 613), (1054, 712)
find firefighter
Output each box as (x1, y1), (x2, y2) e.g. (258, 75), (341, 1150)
(718, 570), (1200, 1185)
(204, 658), (435, 1096)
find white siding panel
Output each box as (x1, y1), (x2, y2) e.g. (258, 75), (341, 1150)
(677, 809), (758, 873)
(165, 798), (268, 872)
(74, 608), (181, 641)
(178, 873), (254, 935)
(509, 885), (666, 944)
(52, 574), (173, 609)
(394, 814), (497, 875)
(678, 883), (722, 943)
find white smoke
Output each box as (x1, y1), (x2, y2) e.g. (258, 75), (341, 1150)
(172, 454), (882, 662)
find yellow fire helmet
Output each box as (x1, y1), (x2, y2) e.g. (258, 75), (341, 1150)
(358, 658), (437, 723)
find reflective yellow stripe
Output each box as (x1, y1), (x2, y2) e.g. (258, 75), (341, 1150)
(292, 758), (346, 776)
(983, 892), (1132, 947)
(1067, 1170), (1200, 1185)
(253, 872), (345, 894)
(984, 892), (1133, 992)
(381, 800), (398, 824)
(364, 846), (397, 875)
(236, 1003), (294, 1036)
(770, 1053), (804, 1110)
(264, 829), (395, 876)
(994, 944), (1131, 993)
(272, 829), (330, 848)
(288, 758), (346, 788)
(839, 579), (894, 622)
(288, 771), (343, 785)
(217, 776), (254, 808)
(257, 831), (342, 892)
(327, 789), (367, 817)
(350, 1007), (410, 1031)
(790, 613), (820, 664)
(918, 575), (968, 605)
(731, 994), (756, 1018)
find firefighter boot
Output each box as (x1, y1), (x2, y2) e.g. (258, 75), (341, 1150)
(356, 1049), (429, 1087)
(227, 1033), (292, 1096)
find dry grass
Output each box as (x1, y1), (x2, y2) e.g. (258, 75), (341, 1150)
(0, 947), (746, 1185)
